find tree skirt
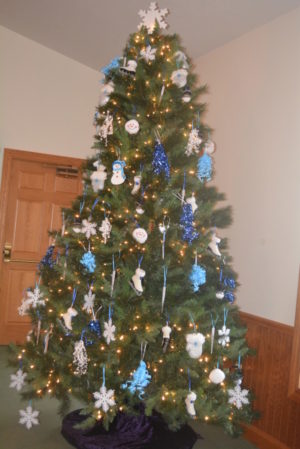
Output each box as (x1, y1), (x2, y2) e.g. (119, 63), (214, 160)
(61, 409), (202, 449)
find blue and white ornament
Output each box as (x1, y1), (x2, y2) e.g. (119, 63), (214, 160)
(80, 250), (96, 273)
(101, 57), (121, 76)
(189, 258), (206, 292)
(197, 153), (212, 182)
(122, 360), (151, 399)
(111, 160), (126, 185)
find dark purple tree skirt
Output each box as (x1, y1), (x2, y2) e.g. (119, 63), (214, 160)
(61, 409), (202, 449)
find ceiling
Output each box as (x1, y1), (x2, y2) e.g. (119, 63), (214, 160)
(0, 0), (300, 71)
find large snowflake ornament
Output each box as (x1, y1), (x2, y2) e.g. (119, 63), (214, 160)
(21, 286), (45, 310)
(93, 385), (116, 412)
(73, 218), (97, 239)
(83, 288), (95, 313)
(138, 2), (169, 34)
(103, 318), (116, 344)
(19, 405), (39, 430)
(140, 45), (157, 62)
(228, 384), (249, 409)
(218, 325), (230, 347)
(10, 369), (27, 391)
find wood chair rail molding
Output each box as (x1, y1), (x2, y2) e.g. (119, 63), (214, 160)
(288, 268), (300, 403)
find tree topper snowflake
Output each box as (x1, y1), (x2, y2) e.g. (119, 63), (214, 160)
(138, 2), (169, 34)
(218, 325), (230, 347)
(228, 384), (249, 409)
(93, 385), (116, 412)
(83, 288), (95, 313)
(103, 318), (116, 344)
(19, 405), (39, 430)
(10, 369), (27, 391)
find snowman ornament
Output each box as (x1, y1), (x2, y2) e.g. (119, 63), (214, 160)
(111, 160), (126, 185)
(90, 161), (107, 192)
(125, 119), (140, 135)
(132, 227), (148, 244)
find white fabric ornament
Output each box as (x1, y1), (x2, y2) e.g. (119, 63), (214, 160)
(209, 368), (225, 384)
(171, 69), (188, 88)
(99, 112), (113, 146)
(73, 340), (88, 376)
(10, 369), (27, 391)
(99, 217), (112, 244)
(174, 50), (189, 69)
(73, 218), (97, 239)
(125, 119), (140, 135)
(19, 405), (39, 430)
(62, 307), (78, 331)
(186, 333), (205, 359)
(103, 318), (116, 344)
(132, 227), (148, 244)
(138, 2), (169, 34)
(93, 385), (116, 412)
(185, 391), (197, 416)
(203, 139), (215, 155)
(185, 128), (202, 156)
(99, 81), (114, 106)
(83, 288), (95, 313)
(216, 291), (225, 299)
(208, 231), (221, 257)
(218, 325), (230, 347)
(130, 267), (146, 295)
(140, 45), (157, 62)
(228, 384), (249, 409)
(90, 161), (107, 192)
(186, 194), (198, 214)
(131, 175), (141, 195)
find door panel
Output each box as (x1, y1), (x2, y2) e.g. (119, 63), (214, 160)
(0, 149), (83, 344)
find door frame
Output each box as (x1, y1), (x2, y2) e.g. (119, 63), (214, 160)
(0, 148), (84, 303)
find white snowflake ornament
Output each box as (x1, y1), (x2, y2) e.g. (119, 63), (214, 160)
(93, 385), (116, 412)
(218, 325), (230, 347)
(140, 45), (157, 62)
(185, 128), (202, 156)
(83, 288), (95, 313)
(73, 218), (97, 240)
(228, 384), (249, 409)
(10, 369), (27, 391)
(186, 332), (205, 359)
(19, 405), (39, 430)
(103, 318), (116, 344)
(99, 217), (112, 244)
(73, 340), (88, 376)
(138, 2), (169, 34)
(171, 69), (188, 88)
(25, 286), (45, 309)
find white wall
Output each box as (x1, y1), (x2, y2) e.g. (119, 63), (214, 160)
(0, 25), (100, 176)
(196, 7), (300, 325)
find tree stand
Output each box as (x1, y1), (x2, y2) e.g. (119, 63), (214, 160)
(61, 409), (201, 449)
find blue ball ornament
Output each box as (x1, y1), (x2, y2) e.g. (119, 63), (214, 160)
(189, 264), (206, 292)
(197, 153), (212, 182)
(80, 251), (96, 273)
(152, 140), (170, 180)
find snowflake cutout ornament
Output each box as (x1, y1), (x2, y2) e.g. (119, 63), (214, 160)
(93, 385), (116, 412)
(103, 318), (116, 344)
(218, 325), (230, 347)
(19, 405), (39, 430)
(24, 286), (45, 309)
(83, 288), (95, 313)
(10, 369), (27, 391)
(228, 384), (249, 409)
(99, 217), (112, 244)
(140, 45), (157, 62)
(138, 2), (169, 34)
(73, 218), (97, 240)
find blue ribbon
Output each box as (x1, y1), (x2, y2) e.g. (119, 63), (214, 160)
(224, 308), (229, 326)
(138, 255), (143, 267)
(163, 266), (168, 286)
(112, 254), (115, 271)
(71, 288), (77, 307)
(238, 353), (241, 369)
(210, 313), (218, 328)
(109, 305), (113, 320)
(102, 366), (106, 387)
(91, 198), (100, 211)
(187, 368), (191, 391)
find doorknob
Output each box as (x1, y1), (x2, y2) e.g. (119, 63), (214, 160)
(3, 242), (12, 262)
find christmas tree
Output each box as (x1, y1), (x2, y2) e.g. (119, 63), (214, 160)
(10, 2), (254, 438)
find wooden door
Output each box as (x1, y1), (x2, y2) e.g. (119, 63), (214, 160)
(0, 149), (83, 344)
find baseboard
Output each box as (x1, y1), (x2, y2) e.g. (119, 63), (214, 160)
(244, 425), (290, 449)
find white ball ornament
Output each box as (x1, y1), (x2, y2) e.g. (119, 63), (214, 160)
(186, 332), (205, 359)
(132, 227), (148, 244)
(216, 291), (225, 300)
(125, 119), (140, 135)
(209, 368), (226, 384)
(136, 204), (145, 215)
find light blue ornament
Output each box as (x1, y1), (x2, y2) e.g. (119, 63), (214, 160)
(121, 360), (151, 399)
(80, 251), (96, 273)
(197, 153), (212, 182)
(189, 263), (206, 292)
(101, 57), (121, 76)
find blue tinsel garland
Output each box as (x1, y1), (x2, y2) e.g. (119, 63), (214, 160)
(180, 203), (199, 245)
(121, 360), (151, 399)
(197, 153), (212, 182)
(152, 141), (170, 180)
(39, 245), (55, 269)
(189, 264), (206, 292)
(80, 251), (96, 273)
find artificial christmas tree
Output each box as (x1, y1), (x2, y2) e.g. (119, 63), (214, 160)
(9, 3), (254, 446)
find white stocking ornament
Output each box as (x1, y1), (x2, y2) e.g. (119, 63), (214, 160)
(185, 391), (197, 416)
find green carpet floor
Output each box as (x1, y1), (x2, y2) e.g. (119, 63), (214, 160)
(0, 347), (258, 449)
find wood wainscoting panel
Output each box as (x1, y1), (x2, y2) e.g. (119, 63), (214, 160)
(241, 312), (300, 449)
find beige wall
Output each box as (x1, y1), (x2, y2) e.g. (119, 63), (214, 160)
(196, 7), (300, 325)
(0, 25), (100, 178)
